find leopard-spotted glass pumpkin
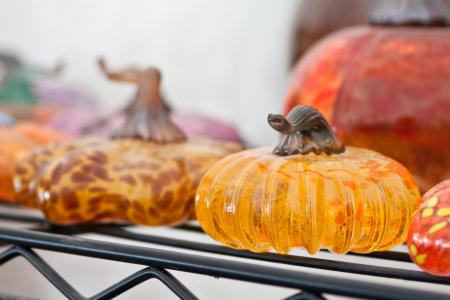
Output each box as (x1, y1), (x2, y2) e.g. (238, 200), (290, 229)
(0, 111), (67, 202)
(408, 179), (450, 277)
(285, 0), (450, 192)
(14, 65), (241, 225)
(195, 105), (420, 255)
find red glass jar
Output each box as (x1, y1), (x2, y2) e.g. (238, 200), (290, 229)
(285, 0), (450, 191)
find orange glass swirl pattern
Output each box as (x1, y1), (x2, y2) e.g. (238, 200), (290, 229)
(196, 146), (420, 254)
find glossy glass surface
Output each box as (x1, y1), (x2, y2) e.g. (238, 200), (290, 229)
(0, 123), (67, 202)
(408, 179), (450, 277)
(14, 139), (99, 208)
(14, 138), (241, 225)
(196, 146), (420, 254)
(285, 26), (450, 192)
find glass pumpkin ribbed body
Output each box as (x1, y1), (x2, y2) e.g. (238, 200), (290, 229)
(285, 25), (450, 192)
(196, 146), (420, 255)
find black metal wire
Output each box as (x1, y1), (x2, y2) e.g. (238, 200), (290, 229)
(0, 246), (84, 299)
(0, 205), (449, 299)
(72, 225), (450, 285)
(283, 291), (326, 300)
(0, 245), (198, 300)
(90, 267), (198, 300)
(0, 212), (46, 224)
(0, 227), (448, 300)
(344, 249), (411, 262)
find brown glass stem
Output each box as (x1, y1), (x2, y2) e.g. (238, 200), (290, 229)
(97, 58), (141, 83)
(268, 105), (345, 156)
(98, 59), (186, 143)
(369, 0), (450, 26)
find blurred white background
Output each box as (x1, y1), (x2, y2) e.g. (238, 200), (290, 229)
(0, 0), (299, 147)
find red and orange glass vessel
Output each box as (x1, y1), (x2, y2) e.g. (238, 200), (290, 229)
(285, 0), (450, 191)
(408, 179), (450, 277)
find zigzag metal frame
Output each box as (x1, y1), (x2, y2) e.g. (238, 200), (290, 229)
(283, 291), (325, 300)
(0, 245), (331, 300)
(0, 246), (83, 299)
(0, 245), (197, 300)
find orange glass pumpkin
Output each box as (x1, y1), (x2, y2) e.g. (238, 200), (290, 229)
(285, 0), (450, 192)
(0, 112), (67, 202)
(408, 179), (450, 277)
(14, 64), (241, 226)
(196, 105), (420, 255)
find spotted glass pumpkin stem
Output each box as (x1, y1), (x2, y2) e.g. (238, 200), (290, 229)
(268, 105), (345, 156)
(369, 0), (450, 27)
(99, 58), (186, 144)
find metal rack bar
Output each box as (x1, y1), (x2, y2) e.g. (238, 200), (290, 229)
(90, 267), (198, 300)
(0, 245), (197, 300)
(0, 212), (46, 224)
(0, 205), (448, 299)
(0, 227), (448, 300)
(0, 245), (84, 299)
(68, 225), (449, 285)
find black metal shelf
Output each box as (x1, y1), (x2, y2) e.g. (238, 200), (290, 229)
(0, 204), (448, 300)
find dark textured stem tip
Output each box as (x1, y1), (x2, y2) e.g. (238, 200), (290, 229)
(369, 0), (450, 27)
(269, 105), (345, 156)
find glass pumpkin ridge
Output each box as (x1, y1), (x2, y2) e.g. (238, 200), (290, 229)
(195, 105), (420, 254)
